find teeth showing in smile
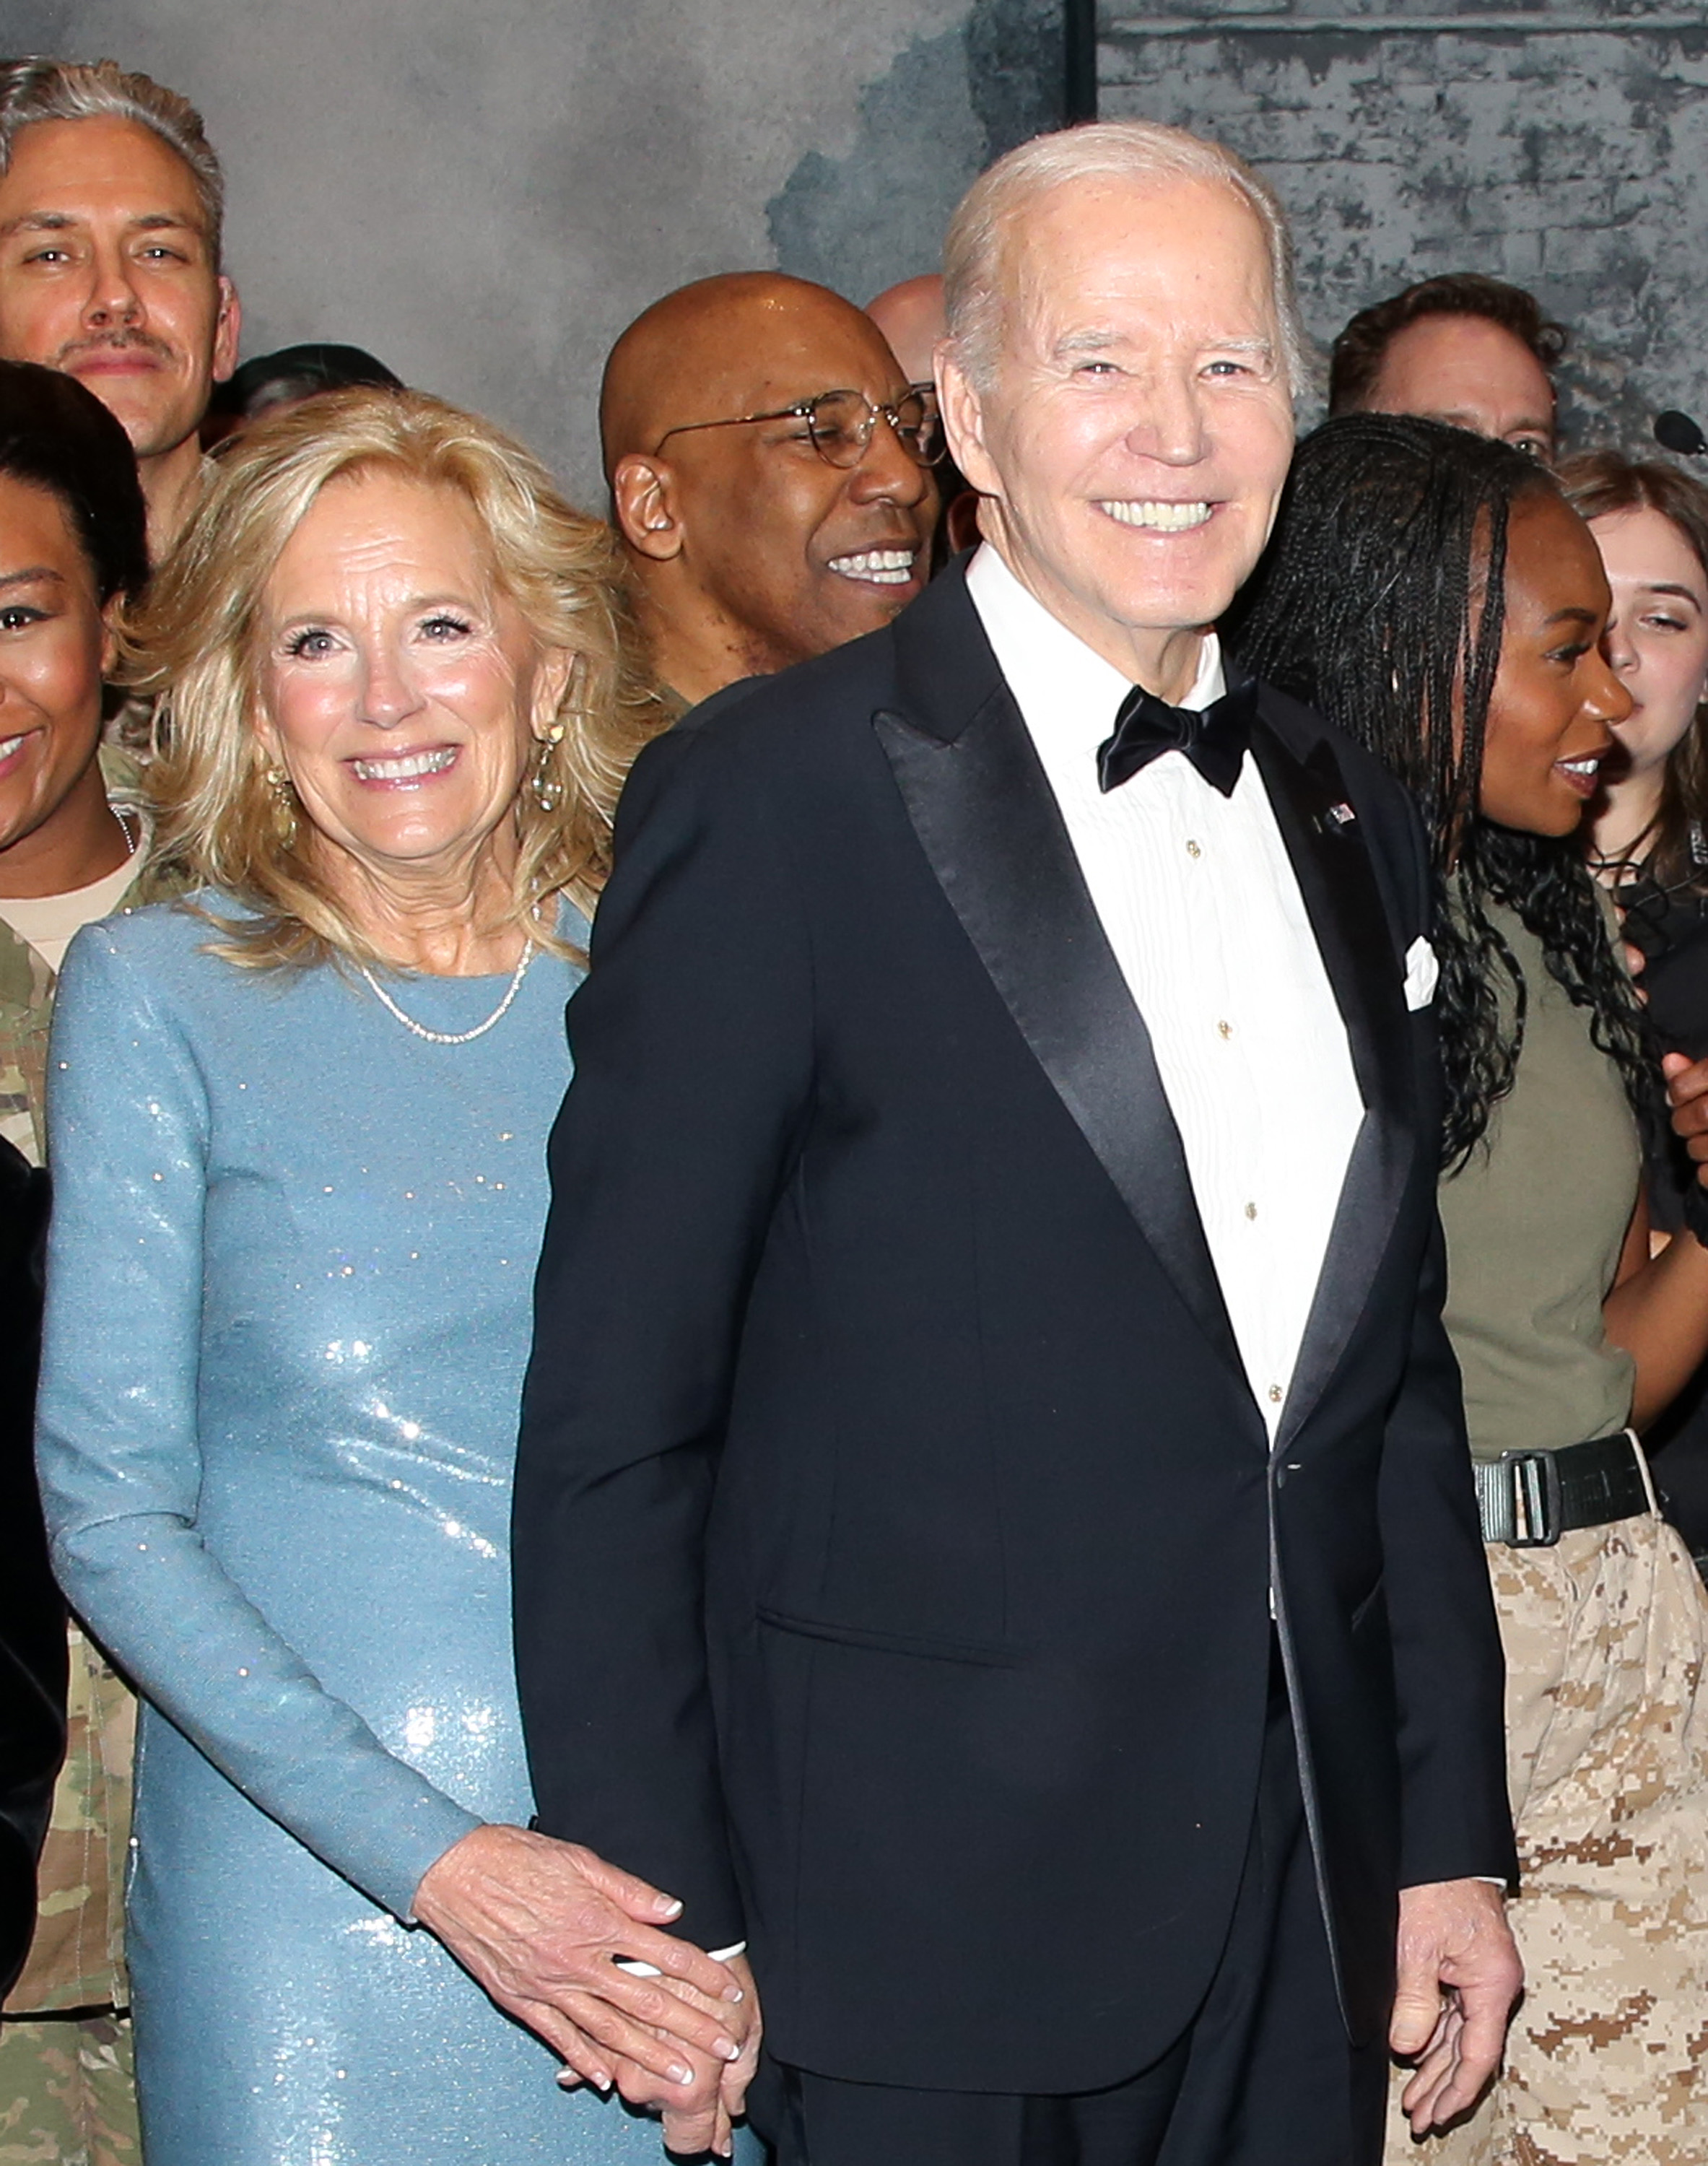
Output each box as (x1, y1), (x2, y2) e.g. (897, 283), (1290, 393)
(0, 734), (24, 762)
(1558, 757), (1601, 776)
(1099, 500), (1214, 531)
(351, 747), (458, 783)
(827, 548), (917, 586)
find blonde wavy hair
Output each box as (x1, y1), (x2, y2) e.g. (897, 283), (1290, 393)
(128, 386), (670, 969)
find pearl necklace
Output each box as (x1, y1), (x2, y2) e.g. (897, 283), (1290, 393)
(359, 942), (536, 1045)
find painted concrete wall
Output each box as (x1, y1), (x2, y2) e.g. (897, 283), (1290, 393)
(0, 1), (1063, 500)
(1099, 4), (1708, 453)
(8, 2), (1696, 483)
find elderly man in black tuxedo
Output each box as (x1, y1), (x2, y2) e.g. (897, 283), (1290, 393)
(513, 120), (1521, 2166)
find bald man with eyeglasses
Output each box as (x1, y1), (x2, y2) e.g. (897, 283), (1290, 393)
(600, 272), (941, 710)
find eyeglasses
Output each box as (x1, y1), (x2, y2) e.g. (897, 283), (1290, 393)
(653, 384), (945, 469)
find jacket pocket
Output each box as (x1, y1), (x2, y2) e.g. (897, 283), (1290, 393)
(755, 1604), (1024, 1669)
(1350, 1578), (1386, 1633)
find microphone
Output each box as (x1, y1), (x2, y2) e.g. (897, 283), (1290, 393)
(1655, 410), (1708, 456)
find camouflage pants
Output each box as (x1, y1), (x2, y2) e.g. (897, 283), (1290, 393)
(0, 2012), (137, 2166)
(1387, 1508), (1708, 2163)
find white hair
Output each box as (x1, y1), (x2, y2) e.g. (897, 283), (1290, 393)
(943, 119), (1310, 400)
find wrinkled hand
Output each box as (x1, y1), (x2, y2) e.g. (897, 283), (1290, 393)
(1390, 1878), (1522, 2134)
(629, 1952), (762, 2160)
(717, 1955), (762, 2134)
(412, 1825), (749, 2121)
(1665, 1053), (1708, 1183)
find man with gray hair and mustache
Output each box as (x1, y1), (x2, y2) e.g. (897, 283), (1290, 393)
(0, 57), (239, 554)
(515, 121), (1520, 2166)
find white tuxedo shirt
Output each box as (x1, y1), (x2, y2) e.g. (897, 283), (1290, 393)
(967, 543), (1364, 1439)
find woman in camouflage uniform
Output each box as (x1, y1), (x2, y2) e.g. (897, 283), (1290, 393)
(0, 362), (153, 2166)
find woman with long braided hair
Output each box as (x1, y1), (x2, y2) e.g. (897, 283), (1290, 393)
(1231, 413), (1708, 2165)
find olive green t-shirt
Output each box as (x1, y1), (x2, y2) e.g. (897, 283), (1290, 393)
(1437, 903), (1639, 1463)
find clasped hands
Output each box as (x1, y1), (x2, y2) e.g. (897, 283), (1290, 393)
(415, 1831), (1527, 2148)
(414, 1823), (759, 2159)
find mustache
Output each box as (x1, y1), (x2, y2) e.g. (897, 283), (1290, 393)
(55, 329), (177, 367)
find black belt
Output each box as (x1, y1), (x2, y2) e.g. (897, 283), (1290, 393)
(1476, 1431), (1653, 1547)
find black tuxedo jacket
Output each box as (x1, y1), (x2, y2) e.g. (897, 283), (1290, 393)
(514, 563), (1514, 2096)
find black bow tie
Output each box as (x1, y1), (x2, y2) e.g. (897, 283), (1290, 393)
(1097, 676), (1258, 799)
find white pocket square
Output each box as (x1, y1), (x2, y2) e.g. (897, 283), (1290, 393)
(1403, 935), (1438, 1012)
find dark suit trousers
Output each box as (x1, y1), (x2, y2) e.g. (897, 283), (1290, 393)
(747, 1654), (1389, 2166)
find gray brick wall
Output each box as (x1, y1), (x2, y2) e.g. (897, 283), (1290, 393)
(1099, 4), (1708, 455)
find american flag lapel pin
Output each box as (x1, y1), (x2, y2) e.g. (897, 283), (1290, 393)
(1325, 801), (1356, 830)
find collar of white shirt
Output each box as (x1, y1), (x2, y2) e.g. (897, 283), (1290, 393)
(964, 542), (1227, 759)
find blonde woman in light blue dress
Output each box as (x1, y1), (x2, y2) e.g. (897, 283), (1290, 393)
(35, 391), (759, 2165)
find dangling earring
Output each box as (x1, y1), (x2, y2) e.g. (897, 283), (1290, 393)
(531, 658), (585, 814)
(266, 764), (298, 843)
(531, 723), (566, 813)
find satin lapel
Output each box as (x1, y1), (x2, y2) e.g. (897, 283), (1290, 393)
(873, 684), (1245, 1382)
(1247, 712), (1415, 1453)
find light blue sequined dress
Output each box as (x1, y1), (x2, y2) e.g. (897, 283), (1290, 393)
(35, 897), (751, 2165)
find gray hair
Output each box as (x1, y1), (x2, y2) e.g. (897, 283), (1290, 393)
(944, 120), (1309, 401)
(0, 58), (225, 269)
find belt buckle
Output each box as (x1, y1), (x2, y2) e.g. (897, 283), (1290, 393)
(1504, 1448), (1563, 1547)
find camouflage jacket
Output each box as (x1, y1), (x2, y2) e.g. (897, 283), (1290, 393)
(0, 927), (56, 1170)
(4, 1631), (134, 2013)
(2, 754), (170, 2016)
(0, 750), (158, 1170)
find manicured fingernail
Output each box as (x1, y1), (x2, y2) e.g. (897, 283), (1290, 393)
(655, 1895), (684, 1918)
(723, 1984), (744, 2004)
(671, 2063), (694, 2087)
(715, 2037), (739, 2061)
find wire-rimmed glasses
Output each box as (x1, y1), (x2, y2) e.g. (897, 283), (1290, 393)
(653, 384), (945, 469)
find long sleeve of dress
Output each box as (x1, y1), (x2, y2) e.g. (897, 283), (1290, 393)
(34, 930), (480, 1922)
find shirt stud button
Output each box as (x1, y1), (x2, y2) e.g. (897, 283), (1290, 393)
(1268, 1385), (1284, 1404)
(1217, 1019), (1233, 1040)
(1245, 1201), (1258, 1220)
(1186, 839), (1202, 858)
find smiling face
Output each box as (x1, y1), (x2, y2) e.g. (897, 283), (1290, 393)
(0, 116), (238, 465)
(611, 281), (938, 694)
(255, 470), (569, 895)
(1586, 504), (1708, 786)
(1364, 314), (1555, 464)
(0, 470), (112, 884)
(1478, 491), (1630, 835)
(940, 171), (1296, 691)
(0, 470), (113, 858)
